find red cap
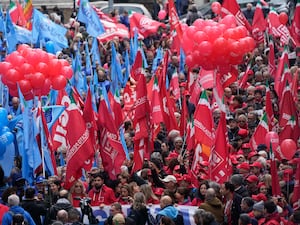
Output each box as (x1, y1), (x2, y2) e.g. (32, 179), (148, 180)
(238, 129), (249, 137)
(252, 193), (267, 202)
(182, 174), (191, 182)
(246, 175), (259, 183)
(230, 155), (239, 165)
(237, 150), (244, 155)
(154, 188), (164, 196)
(248, 151), (258, 159)
(166, 152), (178, 160)
(242, 143), (251, 149)
(258, 182), (266, 189)
(250, 161), (262, 168)
(237, 162), (250, 171)
(198, 174), (209, 180)
(179, 82), (187, 87)
(184, 90), (190, 96)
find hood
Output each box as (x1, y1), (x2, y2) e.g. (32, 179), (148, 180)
(158, 205), (178, 219)
(10, 206), (26, 214)
(206, 197), (223, 208)
(53, 202), (73, 211)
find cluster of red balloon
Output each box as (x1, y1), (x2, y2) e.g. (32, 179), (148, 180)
(182, 13), (255, 72)
(265, 132), (297, 160)
(278, 12), (288, 25)
(0, 44), (72, 100)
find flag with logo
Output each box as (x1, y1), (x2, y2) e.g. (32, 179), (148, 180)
(130, 13), (166, 38)
(32, 9), (68, 48)
(5, 11), (18, 53)
(290, 0), (300, 46)
(252, 1), (266, 44)
(52, 90), (94, 189)
(210, 111), (229, 183)
(77, 0), (105, 37)
(221, 0), (252, 31)
(168, 0), (183, 53)
(249, 113), (269, 151)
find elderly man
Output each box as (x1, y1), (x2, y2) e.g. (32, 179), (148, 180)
(2, 194), (36, 225)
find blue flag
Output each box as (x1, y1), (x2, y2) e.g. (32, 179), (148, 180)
(14, 25), (32, 44)
(18, 87), (42, 185)
(42, 105), (65, 130)
(5, 11), (17, 53)
(71, 50), (85, 96)
(0, 6), (4, 33)
(140, 46), (149, 69)
(77, 0), (105, 37)
(32, 9), (68, 48)
(123, 50), (130, 87)
(180, 48), (186, 73)
(91, 37), (101, 67)
(152, 47), (163, 73)
(110, 44), (123, 95)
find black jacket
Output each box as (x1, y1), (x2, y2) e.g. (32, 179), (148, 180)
(128, 206), (148, 225)
(20, 199), (47, 225)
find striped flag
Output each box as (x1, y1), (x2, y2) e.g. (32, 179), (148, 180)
(23, 0), (33, 29)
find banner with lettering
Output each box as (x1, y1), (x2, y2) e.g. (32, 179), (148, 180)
(78, 205), (198, 225)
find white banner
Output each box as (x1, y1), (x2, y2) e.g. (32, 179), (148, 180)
(80, 204), (198, 225)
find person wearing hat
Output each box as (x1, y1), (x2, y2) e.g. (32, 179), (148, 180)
(251, 201), (265, 224)
(246, 175), (259, 196)
(161, 175), (178, 195)
(237, 162), (251, 178)
(250, 161), (262, 177)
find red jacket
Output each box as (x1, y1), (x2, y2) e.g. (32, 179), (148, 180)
(0, 203), (9, 224)
(88, 185), (117, 206)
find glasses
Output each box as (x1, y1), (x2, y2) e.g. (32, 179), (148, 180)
(238, 120), (246, 123)
(75, 185), (82, 188)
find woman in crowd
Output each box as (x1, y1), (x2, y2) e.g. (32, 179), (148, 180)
(69, 180), (87, 207)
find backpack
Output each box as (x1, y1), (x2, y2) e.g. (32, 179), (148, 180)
(8, 210), (29, 225)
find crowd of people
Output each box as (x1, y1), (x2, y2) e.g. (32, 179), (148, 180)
(1, 1), (300, 225)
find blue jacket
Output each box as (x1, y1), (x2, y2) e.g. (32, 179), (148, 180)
(2, 205), (36, 225)
(156, 205), (178, 222)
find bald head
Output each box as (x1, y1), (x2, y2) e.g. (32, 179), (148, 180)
(57, 209), (68, 223)
(160, 195), (173, 209)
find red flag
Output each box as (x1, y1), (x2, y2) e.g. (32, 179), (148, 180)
(194, 90), (214, 147)
(168, 0), (183, 53)
(267, 9), (291, 45)
(221, 0), (252, 31)
(130, 50), (143, 81)
(252, 1), (266, 44)
(134, 74), (150, 121)
(278, 64), (292, 102)
(97, 23), (130, 43)
(268, 36), (276, 78)
(290, 0), (300, 46)
(278, 82), (300, 142)
(209, 111), (229, 183)
(270, 142), (282, 197)
(169, 71), (180, 100)
(83, 88), (99, 153)
(52, 90), (94, 189)
(218, 66), (238, 89)
(130, 13), (166, 38)
(98, 94), (126, 179)
(122, 82), (136, 121)
(249, 113), (269, 151)
(274, 46), (289, 95)
(151, 75), (163, 125)
(180, 94), (188, 136)
(132, 138), (148, 172)
(92, 5), (115, 22)
(108, 90), (124, 130)
(238, 64), (252, 89)
(186, 118), (195, 151)
(292, 158), (300, 209)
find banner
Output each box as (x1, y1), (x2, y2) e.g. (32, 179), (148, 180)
(78, 205), (198, 225)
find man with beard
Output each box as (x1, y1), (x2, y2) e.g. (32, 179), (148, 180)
(88, 173), (116, 206)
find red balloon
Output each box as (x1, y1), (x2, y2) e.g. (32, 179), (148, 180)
(17, 44), (30, 54)
(19, 63), (34, 77)
(212, 37), (229, 58)
(52, 75), (67, 90)
(24, 92), (34, 100)
(35, 62), (49, 77)
(279, 12), (288, 25)
(198, 41), (212, 57)
(18, 79), (32, 94)
(48, 59), (63, 78)
(236, 26), (248, 38)
(185, 55), (194, 68)
(158, 10), (167, 20)
(192, 50), (201, 67)
(35, 49), (50, 64)
(280, 139), (297, 160)
(30, 72), (45, 89)
(26, 51), (40, 66)
(61, 66), (73, 79)
(220, 15), (237, 28)
(0, 62), (12, 76)
(186, 26), (198, 38)
(9, 88), (18, 97)
(203, 26), (222, 42)
(211, 1), (221, 14)
(6, 69), (22, 82)
(10, 55), (26, 68)
(60, 59), (70, 67)
(5, 51), (21, 63)
(193, 19), (205, 29)
(229, 41), (243, 58)
(193, 31), (209, 45)
(41, 79), (52, 96)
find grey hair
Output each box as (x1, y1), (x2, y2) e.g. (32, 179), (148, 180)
(132, 192), (146, 211)
(8, 194), (20, 206)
